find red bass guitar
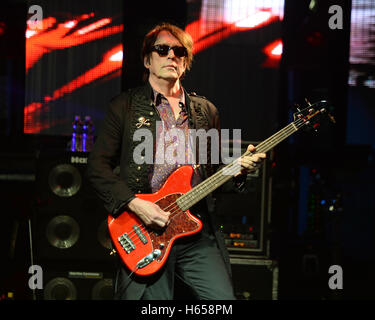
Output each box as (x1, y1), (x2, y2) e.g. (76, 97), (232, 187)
(108, 101), (333, 276)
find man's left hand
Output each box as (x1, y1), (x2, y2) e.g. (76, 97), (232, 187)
(235, 144), (266, 176)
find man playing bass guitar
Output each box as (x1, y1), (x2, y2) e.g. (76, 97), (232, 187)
(87, 22), (266, 300)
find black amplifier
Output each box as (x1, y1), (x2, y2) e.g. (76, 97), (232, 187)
(216, 140), (273, 258)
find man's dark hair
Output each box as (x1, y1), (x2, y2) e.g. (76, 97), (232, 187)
(141, 22), (194, 81)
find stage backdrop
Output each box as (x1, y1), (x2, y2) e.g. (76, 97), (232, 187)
(24, 0), (123, 136)
(346, 0), (375, 146)
(183, 0), (285, 141)
(348, 0), (375, 89)
(24, 0), (284, 142)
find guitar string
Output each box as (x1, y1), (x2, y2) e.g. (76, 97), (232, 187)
(124, 121), (308, 250)
(123, 118), (304, 248)
(121, 115), (310, 247)
(174, 114), (311, 210)
(148, 122), (297, 226)
(122, 117), (306, 247)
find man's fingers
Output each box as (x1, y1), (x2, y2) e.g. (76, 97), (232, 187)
(239, 152), (267, 171)
(133, 200), (171, 228)
(154, 206), (170, 227)
(247, 144), (256, 152)
(157, 206), (170, 218)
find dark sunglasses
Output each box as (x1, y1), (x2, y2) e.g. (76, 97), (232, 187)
(151, 44), (187, 58)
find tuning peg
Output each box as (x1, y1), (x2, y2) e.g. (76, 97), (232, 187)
(328, 113), (336, 124)
(305, 98), (312, 106)
(294, 103), (301, 112)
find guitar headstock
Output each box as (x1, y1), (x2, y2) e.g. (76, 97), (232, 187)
(293, 99), (335, 132)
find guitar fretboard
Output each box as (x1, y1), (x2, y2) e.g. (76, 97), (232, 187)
(177, 121), (300, 211)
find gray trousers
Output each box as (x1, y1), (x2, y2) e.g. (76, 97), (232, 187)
(114, 224), (236, 300)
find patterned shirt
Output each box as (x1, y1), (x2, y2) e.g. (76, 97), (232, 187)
(149, 89), (202, 192)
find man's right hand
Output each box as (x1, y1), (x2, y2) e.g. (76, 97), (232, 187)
(127, 197), (170, 229)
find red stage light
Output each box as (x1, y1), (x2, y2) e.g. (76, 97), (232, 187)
(24, 14), (123, 133)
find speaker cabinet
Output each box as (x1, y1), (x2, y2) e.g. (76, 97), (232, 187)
(216, 141), (273, 258)
(33, 150), (115, 299)
(230, 258), (278, 300)
(38, 264), (114, 300)
(33, 207), (112, 263)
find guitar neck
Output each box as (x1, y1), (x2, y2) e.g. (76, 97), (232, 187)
(177, 121), (299, 211)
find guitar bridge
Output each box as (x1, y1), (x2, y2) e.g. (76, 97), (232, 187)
(118, 233), (136, 254)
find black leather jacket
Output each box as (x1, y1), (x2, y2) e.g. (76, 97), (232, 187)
(86, 82), (243, 216)
(86, 82), (246, 278)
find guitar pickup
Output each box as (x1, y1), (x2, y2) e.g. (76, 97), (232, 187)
(133, 225), (148, 245)
(118, 233), (136, 254)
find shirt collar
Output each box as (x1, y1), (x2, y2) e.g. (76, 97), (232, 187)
(150, 84), (186, 107)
